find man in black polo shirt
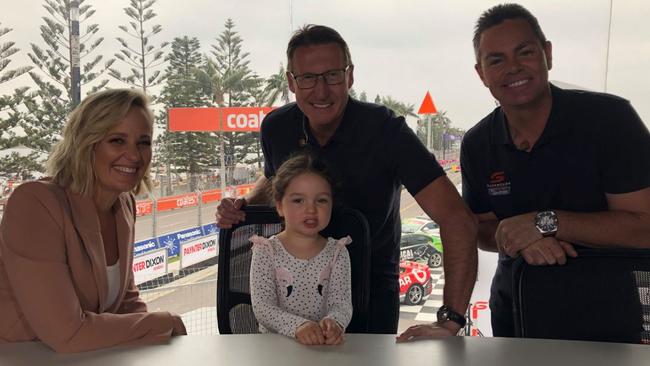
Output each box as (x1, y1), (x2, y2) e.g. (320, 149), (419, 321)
(462, 3), (650, 337)
(217, 24), (478, 337)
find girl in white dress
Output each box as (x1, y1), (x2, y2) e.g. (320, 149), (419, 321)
(250, 153), (352, 345)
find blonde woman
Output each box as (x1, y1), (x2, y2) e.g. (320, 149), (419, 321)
(0, 89), (186, 353)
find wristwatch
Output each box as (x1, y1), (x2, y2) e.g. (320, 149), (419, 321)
(436, 305), (466, 327)
(535, 210), (558, 237)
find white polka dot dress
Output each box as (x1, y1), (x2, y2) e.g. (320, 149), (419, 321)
(249, 235), (353, 338)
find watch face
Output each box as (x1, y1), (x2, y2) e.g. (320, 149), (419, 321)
(436, 305), (466, 327)
(437, 308), (449, 323)
(536, 211), (558, 234)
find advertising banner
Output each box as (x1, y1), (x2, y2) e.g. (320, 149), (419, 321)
(201, 189), (222, 204)
(236, 184), (255, 197)
(133, 249), (167, 285)
(220, 107), (274, 132)
(156, 193), (199, 212)
(135, 200), (153, 216)
(157, 227), (204, 258)
(134, 237), (160, 257)
(168, 107), (220, 132)
(467, 250), (499, 336)
(180, 234), (218, 268)
(201, 223), (219, 236)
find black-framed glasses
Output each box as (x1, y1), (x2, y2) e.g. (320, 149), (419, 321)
(290, 65), (350, 89)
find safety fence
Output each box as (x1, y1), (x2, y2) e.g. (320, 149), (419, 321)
(135, 183), (256, 217)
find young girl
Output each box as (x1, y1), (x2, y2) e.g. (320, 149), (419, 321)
(249, 153), (352, 346)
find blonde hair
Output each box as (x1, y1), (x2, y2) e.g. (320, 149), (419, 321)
(47, 88), (154, 196)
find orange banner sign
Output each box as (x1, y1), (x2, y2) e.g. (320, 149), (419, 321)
(136, 200), (153, 216)
(202, 189), (222, 204)
(156, 193), (199, 211)
(168, 107), (220, 132)
(221, 107), (274, 132)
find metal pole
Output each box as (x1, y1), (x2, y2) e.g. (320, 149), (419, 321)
(70, 1), (81, 106)
(442, 130), (446, 160)
(426, 115), (431, 151)
(167, 163), (172, 195)
(604, 0), (614, 92)
(159, 168), (164, 197)
(289, 0), (293, 33)
(151, 194), (157, 239)
(220, 131), (226, 194)
(197, 190), (203, 226)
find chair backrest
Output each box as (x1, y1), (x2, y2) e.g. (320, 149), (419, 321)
(216, 205), (282, 334)
(321, 206), (371, 333)
(512, 248), (650, 344)
(217, 205), (371, 334)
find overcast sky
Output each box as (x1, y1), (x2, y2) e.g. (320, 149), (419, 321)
(2, 0), (649, 130)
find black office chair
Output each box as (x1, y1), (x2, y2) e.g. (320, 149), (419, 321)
(512, 248), (650, 344)
(217, 205), (371, 334)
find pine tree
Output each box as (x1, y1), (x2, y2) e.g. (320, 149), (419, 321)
(21, 0), (114, 165)
(359, 91), (368, 102)
(156, 36), (216, 192)
(0, 90), (43, 179)
(109, 0), (168, 101)
(0, 24), (32, 85)
(205, 19), (262, 186)
(28, 0), (115, 99)
(0, 23), (40, 178)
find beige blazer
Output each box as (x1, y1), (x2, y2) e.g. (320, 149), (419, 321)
(0, 180), (177, 353)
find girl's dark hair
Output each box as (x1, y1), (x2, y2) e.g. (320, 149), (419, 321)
(271, 153), (336, 202)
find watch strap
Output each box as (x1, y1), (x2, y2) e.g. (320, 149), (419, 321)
(437, 305), (467, 327)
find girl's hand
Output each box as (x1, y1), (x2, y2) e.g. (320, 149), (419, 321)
(295, 321), (325, 345)
(319, 318), (344, 345)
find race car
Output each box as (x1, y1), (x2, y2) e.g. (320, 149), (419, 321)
(401, 216), (440, 235)
(400, 233), (443, 268)
(399, 260), (433, 305)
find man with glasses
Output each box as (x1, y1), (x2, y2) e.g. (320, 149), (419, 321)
(217, 24), (478, 337)
(460, 3), (650, 338)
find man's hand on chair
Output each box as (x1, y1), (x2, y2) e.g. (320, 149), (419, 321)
(215, 197), (246, 228)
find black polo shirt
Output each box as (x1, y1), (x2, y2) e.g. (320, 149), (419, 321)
(261, 97), (445, 280)
(462, 84), (650, 221)
(460, 83), (650, 333)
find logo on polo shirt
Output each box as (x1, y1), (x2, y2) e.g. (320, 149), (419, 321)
(487, 171), (511, 196)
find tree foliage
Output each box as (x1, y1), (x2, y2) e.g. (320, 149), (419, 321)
(0, 24), (32, 85)
(0, 24), (39, 177)
(15, 0), (115, 177)
(416, 110), (458, 151)
(28, 0), (114, 98)
(109, 0), (168, 100)
(264, 63), (289, 106)
(155, 36), (215, 191)
(203, 19), (262, 185)
(376, 94), (416, 119)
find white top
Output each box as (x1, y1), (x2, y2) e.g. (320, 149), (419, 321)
(249, 235), (352, 337)
(105, 262), (121, 311)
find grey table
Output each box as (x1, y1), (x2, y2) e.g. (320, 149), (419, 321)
(1, 334), (649, 366)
